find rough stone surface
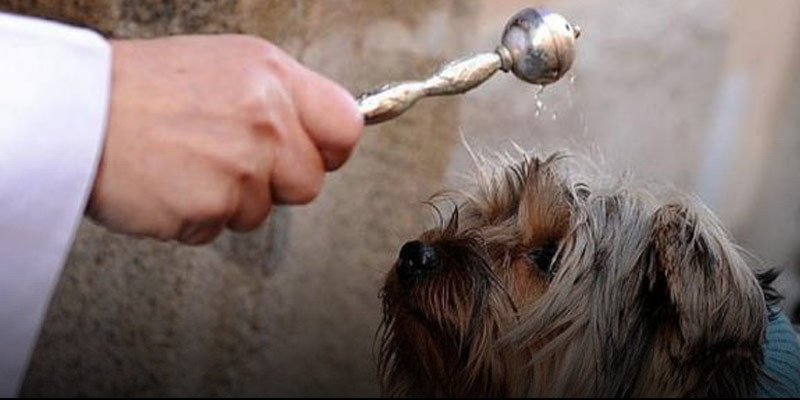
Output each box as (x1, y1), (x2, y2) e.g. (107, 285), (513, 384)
(1, 0), (798, 396)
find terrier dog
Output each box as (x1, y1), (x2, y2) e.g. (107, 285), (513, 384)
(378, 151), (780, 397)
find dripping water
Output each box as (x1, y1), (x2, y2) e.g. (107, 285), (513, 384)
(534, 85), (546, 117)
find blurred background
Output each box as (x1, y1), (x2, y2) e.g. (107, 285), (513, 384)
(1, 0), (798, 396)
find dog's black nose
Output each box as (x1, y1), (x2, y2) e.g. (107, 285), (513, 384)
(397, 240), (439, 280)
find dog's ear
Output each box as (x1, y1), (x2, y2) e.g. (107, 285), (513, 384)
(646, 203), (766, 395)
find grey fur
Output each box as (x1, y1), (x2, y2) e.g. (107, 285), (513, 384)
(379, 152), (772, 397)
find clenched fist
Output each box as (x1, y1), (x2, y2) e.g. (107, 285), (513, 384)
(88, 35), (363, 244)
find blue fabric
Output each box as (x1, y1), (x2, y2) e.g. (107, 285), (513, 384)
(757, 311), (800, 397)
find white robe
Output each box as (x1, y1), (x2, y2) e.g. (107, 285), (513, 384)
(0, 13), (111, 396)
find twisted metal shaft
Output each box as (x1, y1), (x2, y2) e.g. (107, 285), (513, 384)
(354, 8), (579, 125)
(356, 52), (506, 125)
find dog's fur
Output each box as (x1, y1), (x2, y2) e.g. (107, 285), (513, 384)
(379, 151), (778, 397)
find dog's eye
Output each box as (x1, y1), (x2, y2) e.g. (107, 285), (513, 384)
(526, 243), (557, 274)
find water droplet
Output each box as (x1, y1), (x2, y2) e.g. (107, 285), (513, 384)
(551, 112), (558, 121)
(569, 74), (576, 84)
(534, 99), (545, 117)
(533, 85), (547, 118)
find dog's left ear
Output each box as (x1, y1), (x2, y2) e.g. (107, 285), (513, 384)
(647, 204), (765, 377)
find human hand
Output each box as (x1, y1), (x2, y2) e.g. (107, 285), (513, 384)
(87, 35), (363, 244)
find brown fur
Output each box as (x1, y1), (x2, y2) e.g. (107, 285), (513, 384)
(379, 151), (774, 397)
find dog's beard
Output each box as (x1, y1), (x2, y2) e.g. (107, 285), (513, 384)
(378, 152), (772, 397)
(378, 235), (527, 397)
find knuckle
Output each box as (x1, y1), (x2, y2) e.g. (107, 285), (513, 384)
(238, 36), (292, 86)
(181, 189), (239, 224)
(233, 35), (284, 62)
(227, 139), (271, 186)
(232, 43), (294, 134)
(327, 129), (361, 168)
(260, 42), (292, 80)
(294, 171), (324, 204)
(252, 106), (290, 145)
(230, 210), (270, 232)
(236, 90), (271, 125)
(236, 83), (292, 145)
(231, 154), (263, 184)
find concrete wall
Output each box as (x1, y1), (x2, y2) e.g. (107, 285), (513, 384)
(1, 0), (798, 396)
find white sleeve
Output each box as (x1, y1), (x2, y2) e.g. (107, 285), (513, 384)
(0, 13), (111, 397)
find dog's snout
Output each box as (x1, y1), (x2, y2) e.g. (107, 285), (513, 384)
(397, 240), (439, 280)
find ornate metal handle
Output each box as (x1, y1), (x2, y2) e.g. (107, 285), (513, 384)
(356, 52), (505, 125)
(353, 8), (580, 126)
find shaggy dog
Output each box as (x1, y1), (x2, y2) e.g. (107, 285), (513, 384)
(378, 151), (785, 397)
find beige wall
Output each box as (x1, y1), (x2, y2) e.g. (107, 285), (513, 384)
(2, 0), (798, 396)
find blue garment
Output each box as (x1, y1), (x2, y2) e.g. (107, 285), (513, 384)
(757, 311), (800, 397)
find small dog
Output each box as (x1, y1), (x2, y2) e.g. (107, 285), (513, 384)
(378, 151), (782, 397)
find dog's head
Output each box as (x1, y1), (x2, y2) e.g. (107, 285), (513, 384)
(379, 152), (771, 397)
